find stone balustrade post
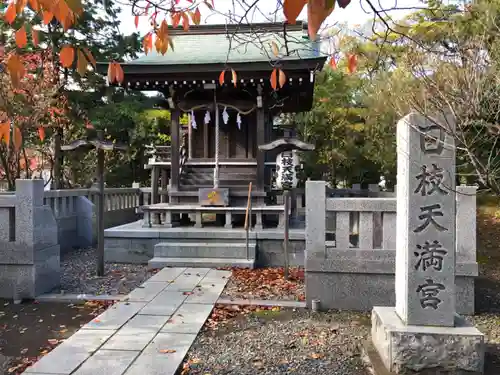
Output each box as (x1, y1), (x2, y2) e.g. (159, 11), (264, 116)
(305, 180), (326, 259)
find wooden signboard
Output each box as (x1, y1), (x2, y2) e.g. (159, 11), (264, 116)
(198, 188), (229, 206)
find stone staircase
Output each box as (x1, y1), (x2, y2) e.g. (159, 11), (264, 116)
(148, 241), (256, 269)
(180, 165), (257, 190)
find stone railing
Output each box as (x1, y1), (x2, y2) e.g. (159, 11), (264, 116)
(304, 180), (479, 315)
(41, 185), (151, 252)
(0, 180), (60, 299)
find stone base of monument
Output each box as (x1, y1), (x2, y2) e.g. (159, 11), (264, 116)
(370, 306), (485, 375)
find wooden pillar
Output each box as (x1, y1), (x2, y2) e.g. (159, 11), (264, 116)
(171, 109), (180, 190)
(188, 113), (193, 160)
(256, 107), (265, 190)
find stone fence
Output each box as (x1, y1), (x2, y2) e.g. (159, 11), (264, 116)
(1, 181), (154, 253)
(304, 180), (479, 315)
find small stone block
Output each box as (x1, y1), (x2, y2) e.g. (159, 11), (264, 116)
(139, 291), (187, 316)
(161, 303), (213, 334)
(81, 302), (146, 330)
(72, 349), (140, 375)
(371, 306), (485, 374)
(101, 329), (158, 351)
(123, 333), (197, 375)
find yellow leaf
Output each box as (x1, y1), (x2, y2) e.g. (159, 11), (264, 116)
(5, 3), (17, 24)
(15, 25), (28, 48)
(59, 45), (75, 68)
(159, 349), (176, 353)
(192, 7), (201, 25)
(283, 0), (306, 24)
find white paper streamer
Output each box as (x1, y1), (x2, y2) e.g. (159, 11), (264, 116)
(191, 110), (197, 129)
(222, 107), (229, 124)
(204, 110), (211, 124)
(236, 113), (242, 130)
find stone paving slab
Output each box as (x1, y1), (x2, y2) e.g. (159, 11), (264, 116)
(161, 303), (214, 334)
(126, 281), (170, 302)
(102, 315), (172, 351)
(73, 350), (140, 375)
(81, 302), (147, 330)
(24, 329), (115, 374)
(184, 283), (227, 304)
(139, 290), (187, 316)
(123, 333), (198, 375)
(22, 267), (231, 375)
(147, 267), (187, 282)
(163, 268), (211, 292)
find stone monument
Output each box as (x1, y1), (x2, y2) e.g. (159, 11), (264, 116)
(371, 113), (485, 374)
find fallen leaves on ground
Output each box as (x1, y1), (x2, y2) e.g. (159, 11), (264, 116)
(159, 349), (176, 353)
(219, 267), (305, 301)
(205, 304), (281, 330)
(1, 300), (114, 375)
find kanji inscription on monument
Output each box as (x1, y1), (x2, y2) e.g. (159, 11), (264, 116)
(395, 113), (456, 327)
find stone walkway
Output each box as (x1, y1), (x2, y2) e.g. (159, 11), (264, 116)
(23, 267), (231, 375)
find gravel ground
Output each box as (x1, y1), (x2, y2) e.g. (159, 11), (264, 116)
(59, 248), (154, 295)
(179, 307), (370, 375)
(220, 267), (305, 301)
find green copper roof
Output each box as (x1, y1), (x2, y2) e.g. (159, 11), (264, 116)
(128, 27), (321, 66)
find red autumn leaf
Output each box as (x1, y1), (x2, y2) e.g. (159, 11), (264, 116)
(171, 12), (181, 28)
(107, 61), (116, 83)
(329, 56), (337, 69)
(181, 12), (189, 31)
(219, 69), (225, 86)
(6, 53), (25, 87)
(76, 49), (88, 76)
(42, 10), (53, 25)
(28, 0), (39, 11)
(114, 62), (124, 83)
(4, 3), (17, 24)
(270, 68), (278, 90)
(38, 127), (45, 141)
(0, 122), (10, 145)
(283, 0), (306, 24)
(59, 45), (75, 68)
(12, 126), (22, 151)
(308, 0), (335, 41)
(83, 47), (96, 67)
(15, 26), (28, 48)
(347, 53), (357, 73)
(134, 15), (139, 28)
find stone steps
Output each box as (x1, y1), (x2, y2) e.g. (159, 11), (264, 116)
(148, 256), (255, 269)
(153, 241), (256, 259)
